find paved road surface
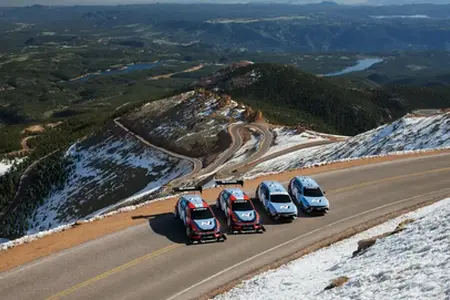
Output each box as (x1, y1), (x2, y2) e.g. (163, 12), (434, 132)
(216, 122), (273, 179)
(412, 109), (442, 116)
(114, 118), (203, 182)
(194, 123), (245, 179)
(228, 139), (334, 178)
(2, 153), (450, 300)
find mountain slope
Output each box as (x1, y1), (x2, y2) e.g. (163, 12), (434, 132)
(198, 63), (408, 135)
(245, 112), (450, 178)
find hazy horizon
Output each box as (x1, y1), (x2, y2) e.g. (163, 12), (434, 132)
(1, 0), (448, 8)
(0, 0), (370, 8)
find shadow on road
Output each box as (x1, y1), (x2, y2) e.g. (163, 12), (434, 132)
(131, 213), (188, 244)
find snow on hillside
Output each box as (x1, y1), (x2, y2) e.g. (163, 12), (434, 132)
(122, 91), (246, 159)
(0, 160), (13, 176)
(263, 128), (330, 157)
(0, 158), (25, 177)
(223, 129), (261, 167)
(246, 113), (450, 178)
(214, 197), (450, 300)
(27, 125), (192, 234)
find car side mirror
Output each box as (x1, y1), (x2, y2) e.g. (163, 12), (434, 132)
(323, 191), (326, 194)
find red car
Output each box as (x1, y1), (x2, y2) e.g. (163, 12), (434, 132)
(173, 186), (227, 244)
(215, 180), (266, 234)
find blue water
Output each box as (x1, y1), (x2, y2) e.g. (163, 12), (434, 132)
(323, 58), (383, 77)
(72, 61), (160, 82)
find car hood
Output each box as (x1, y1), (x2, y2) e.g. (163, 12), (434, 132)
(270, 202), (297, 213)
(302, 196), (329, 207)
(192, 218), (217, 231)
(234, 210), (256, 222)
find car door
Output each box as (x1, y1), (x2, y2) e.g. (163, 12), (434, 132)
(292, 181), (301, 203)
(260, 185), (269, 208)
(221, 192), (228, 213)
(180, 200), (188, 225)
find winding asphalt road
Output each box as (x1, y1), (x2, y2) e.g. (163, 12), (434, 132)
(2, 152), (450, 300)
(113, 118), (203, 186)
(215, 122), (273, 179)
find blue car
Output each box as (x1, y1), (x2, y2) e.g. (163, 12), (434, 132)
(288, 176), (329, 214)
(256, 181), (298, 221)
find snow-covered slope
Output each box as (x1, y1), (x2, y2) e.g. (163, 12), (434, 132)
(121, 91), (246, 160)
(0, 161), (13, 176)
(0, 158), (25, 177)
(27, 124), (192, 234)
(263, 127), (332, 157)
(214, 197), (450, 300)
(222, 128), (261, 167)
(246, 113), (450, 178)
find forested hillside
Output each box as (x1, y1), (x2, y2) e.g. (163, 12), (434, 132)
(197, 63), (450, 135)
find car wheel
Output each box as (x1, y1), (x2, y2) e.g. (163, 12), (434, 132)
(173, 207), (178, 219)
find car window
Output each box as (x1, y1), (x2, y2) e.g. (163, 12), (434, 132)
(270, 194), (292, 203)
(231, 201), (253, 211)
(191, 208), (214, 219)
(303, 187), (324, 197)
(261, 185), (269, 199)
(223, 192), (229, 204)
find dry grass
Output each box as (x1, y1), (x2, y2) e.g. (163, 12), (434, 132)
(352, 218), (416, 257)
(324, 276), (349, 290)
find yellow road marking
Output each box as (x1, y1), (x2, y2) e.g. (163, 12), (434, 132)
(46, 165), (450, 299)
(45, 244), (180, 300)
(328, 166), (450, 194)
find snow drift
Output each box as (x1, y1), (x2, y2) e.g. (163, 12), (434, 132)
(214, 197), (450, 300)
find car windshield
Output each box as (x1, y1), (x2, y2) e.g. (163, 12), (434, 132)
(270, 194), (292, 203)
(303, 187), (324, 197)
(231, 201), (254, 211)
(191, 208), (214, 220)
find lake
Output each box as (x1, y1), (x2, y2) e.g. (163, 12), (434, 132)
(323, 58), (384, 77)
(71, 61), (160, 82)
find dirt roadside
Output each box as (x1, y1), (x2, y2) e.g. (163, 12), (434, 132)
(1, 149), (449, 273)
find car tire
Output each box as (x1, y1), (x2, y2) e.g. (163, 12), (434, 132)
(186, 227), (191, 238)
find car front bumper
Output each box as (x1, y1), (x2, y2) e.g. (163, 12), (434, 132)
(271, 212), (298, 219)
(305, 205), (329, 213)
(230, 222), (266, 233)
(190, 231), (225, 241)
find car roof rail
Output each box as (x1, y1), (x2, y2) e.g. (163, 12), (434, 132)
(214, 179), (244, 187)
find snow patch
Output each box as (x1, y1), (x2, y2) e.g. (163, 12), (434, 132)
(214, 197), (450, 300)
(263, 128), (329, 157)
(26, 129), (192, 234)
(223, 131), (261, 167)
(246, 114), (450, 178)
(0, 157), (27, 177)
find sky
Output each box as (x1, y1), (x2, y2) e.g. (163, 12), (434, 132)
(0, 0), (370, 7)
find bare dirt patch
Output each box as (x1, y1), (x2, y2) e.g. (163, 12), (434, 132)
(1, 149), (449, 273)
(148, 64), (204, 80)
(22, 125), (45, 134)
(324, 276), (349, 290)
